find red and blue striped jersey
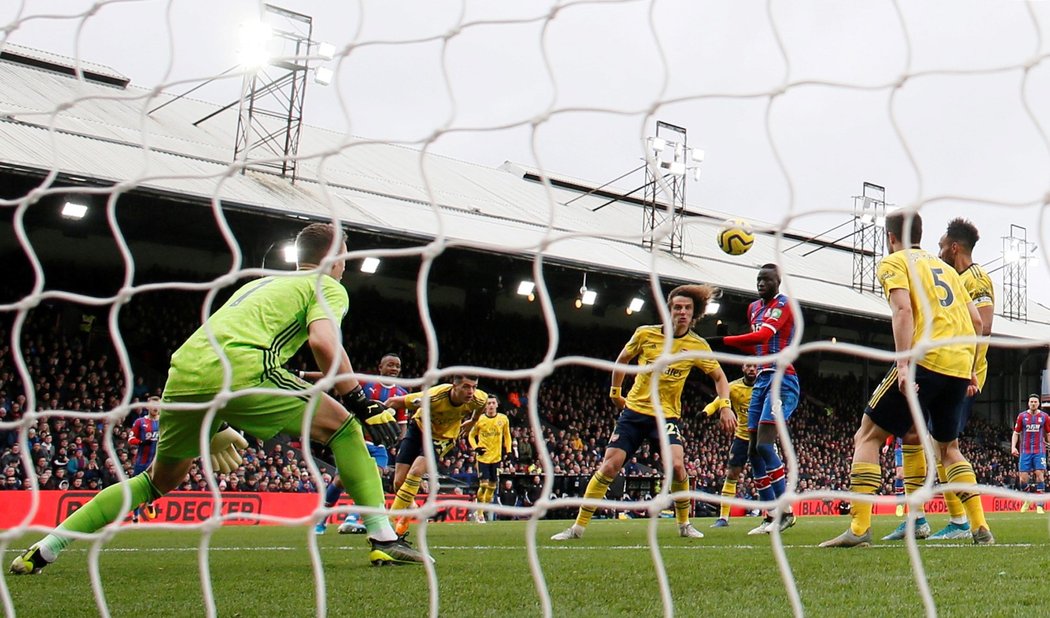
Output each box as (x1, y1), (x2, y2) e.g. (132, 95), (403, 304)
(746, 294), (796, 375)
(363, 381), (409, 423)
(1014, 411), (1049, 454)
(131, 416), (160, 466)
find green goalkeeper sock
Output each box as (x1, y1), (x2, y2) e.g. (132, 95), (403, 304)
(40, 473), (162, 557)
(328, 417), (395, 541)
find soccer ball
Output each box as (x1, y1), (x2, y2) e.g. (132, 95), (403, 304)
(717, 219), (754, 256)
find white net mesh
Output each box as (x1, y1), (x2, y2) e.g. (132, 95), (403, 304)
(2, 1), (1050, 617)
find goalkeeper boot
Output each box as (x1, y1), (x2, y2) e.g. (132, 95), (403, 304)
(679, 523), (704, 538)
(368, 536), (434, 566)
(881, 518), (930, 541)
(818, 528), (872, 548)
(710, 518), (729, 528)
(9, 544), (52, 575)
(928, 521), (971, 541)
(550, 524), (585, 540)
(971, 526), (995, 546)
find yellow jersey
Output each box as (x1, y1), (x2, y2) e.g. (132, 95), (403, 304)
(623, 325), (721, 419)
(877, 249), (975, 379)
(729, 378), (754, 440)
(468, 413), (511, 464)
(405, 384), (488, 440)
(959, 263), (993, 390)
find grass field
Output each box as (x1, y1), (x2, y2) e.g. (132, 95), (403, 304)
(4, 513), (1050, 617)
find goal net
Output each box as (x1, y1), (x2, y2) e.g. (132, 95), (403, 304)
(1, 1), (1049, 616)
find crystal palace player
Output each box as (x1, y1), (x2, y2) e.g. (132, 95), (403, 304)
(312, 352), (408, 535)
(1012, 394), (1049, 513)
(11, 223), (428, 575)
(128, 397), (161, 523)
(551, 285), (736, 541)
(709, 264), (800, 534)
(709, 363), (757, 528)
(821, 211), (992, 547)
(469, 394), (511, 523)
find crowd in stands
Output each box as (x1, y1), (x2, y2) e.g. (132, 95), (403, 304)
(0, 284), (1023, 514)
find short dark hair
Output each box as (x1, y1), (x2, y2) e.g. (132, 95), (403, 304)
(759, 263), (781, 281)
(452, 375), (479, 383)
(945, 218), (979, 253)
(1029, 394), (1040, 401)
(295, 223), (342, 266)
(380, 352), (401, 362)
(666, 284), (718, 320)
(885, 211), (922, 245)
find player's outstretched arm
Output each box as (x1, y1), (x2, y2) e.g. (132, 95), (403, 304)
(307, 318), (359, 396)
(704, 366), (736, 434)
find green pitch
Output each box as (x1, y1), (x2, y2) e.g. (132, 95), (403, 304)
(4, 513), (1050, 617)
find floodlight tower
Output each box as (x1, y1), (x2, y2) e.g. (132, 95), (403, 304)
(851, 182), (886, 293)
(1002, 224), (1033, 322)
(642, 121), (703, 258)
(232, 5), (322, 182)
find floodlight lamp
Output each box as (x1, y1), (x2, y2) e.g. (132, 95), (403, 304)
(316, 42), (336, 61)
(238, 21), (273, 69)
(691, 148), (705, 163)
(61, 201), (87, 220)
(648, 137), (667, 153)
(874, 215), (886, 228)
(1004, 248), (1021, 264)
(517, 281), (535, 296)
(360, 257), (380, 274)
(628, 297), (645, 313)
(667, 161), (686, 176)
(704, 301), (720, 316)
(859, 213), (875, 225)
(581, 289), (597, 306)
(692, 167), (702, 182)
(282, 243), (297, 264)
(314, 66), (334, 86)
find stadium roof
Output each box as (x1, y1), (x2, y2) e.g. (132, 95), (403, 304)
(1, 44), (1048, 340)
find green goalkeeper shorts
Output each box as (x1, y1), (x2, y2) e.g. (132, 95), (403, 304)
(156, 370), (320, 461)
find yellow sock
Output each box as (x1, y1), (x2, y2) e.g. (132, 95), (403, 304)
(719, 479), (737, 520)
(671, 478), (691, 525)
(945, 461), (988, 531)
(391, 474), (422, 513)
(849, 462), (882, 536)
(575, 471), (614, 528)
(486, 482), (497, 504)
(937, 463), (966, 521)
(902, 445), (926, 516)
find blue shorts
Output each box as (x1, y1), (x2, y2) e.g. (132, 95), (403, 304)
(478, 462), (499, 482)
(1019, 453), (1047, 473)
(865, 365), (969, 443)
(394, 422), (455, 465)
(893, 447), (903, 469)
(367, 443), (389, 469)
(727, 436), (750, 469)
(607, 408), (682, 457)
(747, 372), (800, 430)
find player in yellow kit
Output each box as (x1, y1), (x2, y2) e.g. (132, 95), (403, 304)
(384, 375), (487, 535)
(552, 284), (736, 541)
(821, 211), (992, 547)
(708, 364), (757, 527)
(469, 395), (511, 523)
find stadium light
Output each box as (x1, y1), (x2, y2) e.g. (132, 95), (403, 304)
(237, 21), (273, 69)
(61, 201), (87, 220)
(316, 41), (336, 61)
(581, 289), (597, 306)
(314, 66), (334, 86)
(282, 243), (297, 264)
(360, 257), (380, 274)
(704, 301), (720, 316)
(626, 297), (645, 315)
(647, 137), (666, 154)
(517, 281), (535, 296)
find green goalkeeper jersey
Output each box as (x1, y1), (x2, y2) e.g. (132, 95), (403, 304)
(163, 273), (348, 396)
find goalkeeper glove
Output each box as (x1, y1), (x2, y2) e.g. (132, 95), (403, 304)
(209, 425), (248, 474)
(345, 386), (400, 449)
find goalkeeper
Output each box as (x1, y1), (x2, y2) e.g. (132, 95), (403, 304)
(11, 223), (430, 574)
